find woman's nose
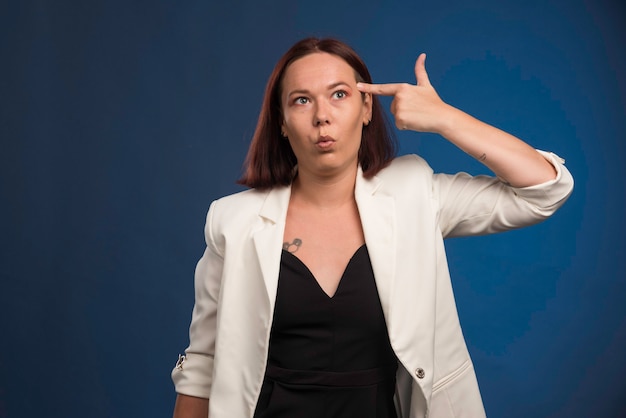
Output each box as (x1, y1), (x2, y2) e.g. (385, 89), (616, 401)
(313, 101), (331, 126)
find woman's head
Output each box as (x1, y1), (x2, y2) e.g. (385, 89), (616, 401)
(238, 37), (397, 189)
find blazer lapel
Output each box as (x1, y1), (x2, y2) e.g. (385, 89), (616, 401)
(251, 170), (397, 315)
(252, 185), (291, 311)
(355, 167), (396, 316)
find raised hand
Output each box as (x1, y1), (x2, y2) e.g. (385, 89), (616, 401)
(358, 53), (558, 187)
(357, 53), (451, 134)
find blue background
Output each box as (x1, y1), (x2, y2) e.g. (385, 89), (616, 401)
(1, 0), (624, 417)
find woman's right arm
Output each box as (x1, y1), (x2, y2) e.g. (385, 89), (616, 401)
(172, 201), (224, 416)
(173, 394), (209, 418)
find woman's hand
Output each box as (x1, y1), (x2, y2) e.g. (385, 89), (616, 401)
(357, 53), (453, 134)
(358, 54), (557, 187)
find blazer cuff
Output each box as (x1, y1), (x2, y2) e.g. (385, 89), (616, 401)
(171, 352), (214, 399)
(511, 149), (574, 212)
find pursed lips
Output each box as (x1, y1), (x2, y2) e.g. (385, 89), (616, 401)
(315, 135), (336, 150)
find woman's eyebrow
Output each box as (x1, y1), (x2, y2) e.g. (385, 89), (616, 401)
(286, 81), (352, 97)
(327, 81), (351, 90)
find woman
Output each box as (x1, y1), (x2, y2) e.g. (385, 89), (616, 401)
(171, 38), (573, 418)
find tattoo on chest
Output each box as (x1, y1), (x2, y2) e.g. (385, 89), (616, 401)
(478, 153), (487, 162)
(282, 238), (302, 253)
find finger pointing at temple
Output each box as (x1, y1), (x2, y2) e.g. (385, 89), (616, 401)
(356, 53), (450, 133)
(356, 81), (403, 96)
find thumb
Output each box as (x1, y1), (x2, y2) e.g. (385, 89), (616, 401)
(414, 53), (431, 87)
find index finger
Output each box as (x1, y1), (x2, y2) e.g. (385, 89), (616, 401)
(357, 82), (402, 96)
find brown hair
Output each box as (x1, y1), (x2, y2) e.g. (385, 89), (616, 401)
(237, 37), (397, 189)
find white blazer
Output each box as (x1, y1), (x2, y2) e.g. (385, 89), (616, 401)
(172, 152), (573, 418)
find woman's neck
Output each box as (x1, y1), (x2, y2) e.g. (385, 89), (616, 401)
(291, 165), (358, 209)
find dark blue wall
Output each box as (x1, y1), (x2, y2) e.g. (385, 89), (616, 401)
(1, 1), (624, 417)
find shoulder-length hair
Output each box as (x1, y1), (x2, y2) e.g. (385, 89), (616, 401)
(237, 37), (397, 189)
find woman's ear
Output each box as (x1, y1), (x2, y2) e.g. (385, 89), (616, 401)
(362, 92), (373, 125)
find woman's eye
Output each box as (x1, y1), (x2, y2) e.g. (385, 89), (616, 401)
(333, 90), (347, 99)
(294, 97), (309, 105)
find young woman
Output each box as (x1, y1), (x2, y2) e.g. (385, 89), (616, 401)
(171, 37), (573, 418)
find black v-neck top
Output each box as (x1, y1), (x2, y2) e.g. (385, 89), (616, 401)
(254, 245), (398, 418)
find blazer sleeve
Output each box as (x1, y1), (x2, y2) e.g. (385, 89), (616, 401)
(435, 150), (574, 238)
(171, 200), (224, 399)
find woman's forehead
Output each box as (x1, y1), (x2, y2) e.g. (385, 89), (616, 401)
(282, 52), (357, 90)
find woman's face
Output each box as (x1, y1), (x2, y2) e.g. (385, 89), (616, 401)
(280, 52), (372, 179)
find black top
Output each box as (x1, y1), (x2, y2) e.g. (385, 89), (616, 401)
(254, 245), (398, 418)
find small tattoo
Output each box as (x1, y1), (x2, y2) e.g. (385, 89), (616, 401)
(282, 238), (302, 253)
(478, 153), (487, 162)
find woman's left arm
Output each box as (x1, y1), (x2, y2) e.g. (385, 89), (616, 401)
(357, 53), (556, 188)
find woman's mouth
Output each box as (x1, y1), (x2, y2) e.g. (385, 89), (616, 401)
(315, 136), (336, 150)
